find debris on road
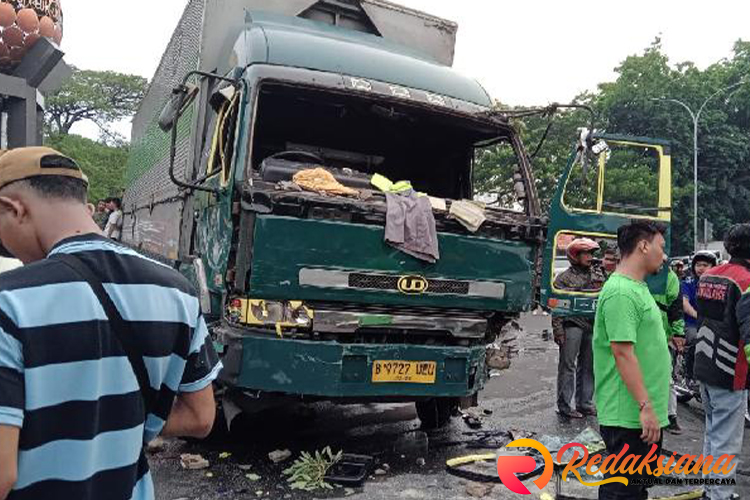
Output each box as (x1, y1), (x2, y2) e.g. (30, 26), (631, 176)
(463, 415), (482, 429)
(432, 428), (513, 450)
(393, 430), (428, 457)
(509, 429), (537, 441)
(238, 464), (253, 471)
(399, 488), (427, 499)
(446, 453), (497, 482)
(205, 472), (214, 478)
(179, 453), (209, 470)
(219, 451), (232, 459)
(283, 447), (342, 491)
(325, 453), (374, 486)
(268, 449), (292, 463)
(245, 473), (261, 482)
(465, 429), (512, 449)
(466, 482), (495, 497)
(538, 426), (605, 465)
(485, 345), (511, 371)
(146, 437), (165, 454)
(461, 408), (485, 429)
(374, 468), (387, 476)
(447, 450), (545, 484)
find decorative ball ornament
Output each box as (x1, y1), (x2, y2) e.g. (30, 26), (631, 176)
(0, 1), (63, 73)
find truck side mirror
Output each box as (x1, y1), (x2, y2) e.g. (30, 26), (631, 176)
(158, 83), (199, 132)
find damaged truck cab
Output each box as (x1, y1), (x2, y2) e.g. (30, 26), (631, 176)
(123, 0), (545, 429)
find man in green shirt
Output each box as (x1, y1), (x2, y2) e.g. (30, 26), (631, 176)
(593, 220), (671, 500)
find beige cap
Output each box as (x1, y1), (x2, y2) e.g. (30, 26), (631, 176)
(0, 146), (88, 191)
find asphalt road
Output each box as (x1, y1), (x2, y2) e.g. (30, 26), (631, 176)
(150, 314), (750, 499)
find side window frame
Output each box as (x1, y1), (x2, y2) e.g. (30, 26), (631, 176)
(560, 141), (671, 223)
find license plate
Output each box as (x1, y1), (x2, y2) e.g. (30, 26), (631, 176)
(371, 360), (437, 384)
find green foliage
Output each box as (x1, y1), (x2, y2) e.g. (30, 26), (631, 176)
(282, 447), (342, 491)
(601, 148), (659, 216)
(473, 140), (521, 209)
(45, 134), (128, 202)
(475, 37), (750, 255)
(41, 67), (143, 203)
(45, 67), (147, 140)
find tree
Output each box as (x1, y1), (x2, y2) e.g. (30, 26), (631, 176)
(42, 68), (146, 203)
(45, 134), (129, 202)
(593, 38), (750, 254)
(45, 68), (147, 139)
(475, 38), (750, 255)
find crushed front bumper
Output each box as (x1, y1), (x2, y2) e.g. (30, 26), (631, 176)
(218, 329), (487, 398)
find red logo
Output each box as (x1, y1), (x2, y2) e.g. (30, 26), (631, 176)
(496, 439), (554, 494)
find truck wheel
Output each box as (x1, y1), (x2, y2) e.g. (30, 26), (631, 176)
(416, 398), (456, 430)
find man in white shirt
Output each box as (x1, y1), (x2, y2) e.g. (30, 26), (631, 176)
(104, 197), (123, 240)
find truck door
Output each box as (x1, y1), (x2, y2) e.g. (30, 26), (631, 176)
(189, 78), (244, 300)
(540, 134), (672, 316)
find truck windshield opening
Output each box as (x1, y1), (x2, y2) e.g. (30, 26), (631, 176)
(250, 83), (511, 200)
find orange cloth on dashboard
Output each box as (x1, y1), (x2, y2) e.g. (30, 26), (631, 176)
(292, 168), (358, 196)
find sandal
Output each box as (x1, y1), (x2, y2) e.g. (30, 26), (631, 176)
(558, 409), (584, 419)
(579, 407), (597, 417)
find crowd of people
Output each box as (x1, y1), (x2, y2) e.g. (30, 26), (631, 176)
(92, 196), (124, 240)
(554, 222), (750, 500)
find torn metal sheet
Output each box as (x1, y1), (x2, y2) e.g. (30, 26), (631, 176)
(313, 309), (487, 338)
(248, 183), (546, 243)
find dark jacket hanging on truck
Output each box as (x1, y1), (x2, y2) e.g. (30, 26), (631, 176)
(384, 190), (440, 263)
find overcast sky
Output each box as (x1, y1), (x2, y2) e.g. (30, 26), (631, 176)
(61, 0), (748, 138)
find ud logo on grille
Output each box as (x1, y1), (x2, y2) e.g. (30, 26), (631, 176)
(397, 275), (429, 294)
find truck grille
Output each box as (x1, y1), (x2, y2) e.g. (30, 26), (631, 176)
(298, 268), (505, 299)
(348, 273), (470, 295)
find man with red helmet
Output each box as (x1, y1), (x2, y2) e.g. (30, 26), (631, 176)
(552, 237), (606, 418)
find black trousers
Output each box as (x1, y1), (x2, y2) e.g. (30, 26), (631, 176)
(598, 426), (663, 500)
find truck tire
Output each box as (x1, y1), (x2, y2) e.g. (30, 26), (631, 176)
(416, 398), (456, 430)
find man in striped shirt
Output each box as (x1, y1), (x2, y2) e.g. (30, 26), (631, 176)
(0, 147), (221, 500)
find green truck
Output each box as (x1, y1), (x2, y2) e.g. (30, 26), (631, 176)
(122, 0), (671, 429)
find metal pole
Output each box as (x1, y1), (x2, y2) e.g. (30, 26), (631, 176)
(650, 79), (746, 253)
(693, 117), (699, 251)
(691, 81), (745, 251)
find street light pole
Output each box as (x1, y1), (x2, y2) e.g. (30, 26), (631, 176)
(651, 80), (745, 252)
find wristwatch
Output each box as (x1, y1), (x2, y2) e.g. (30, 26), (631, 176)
(639, 400), (650, 412)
